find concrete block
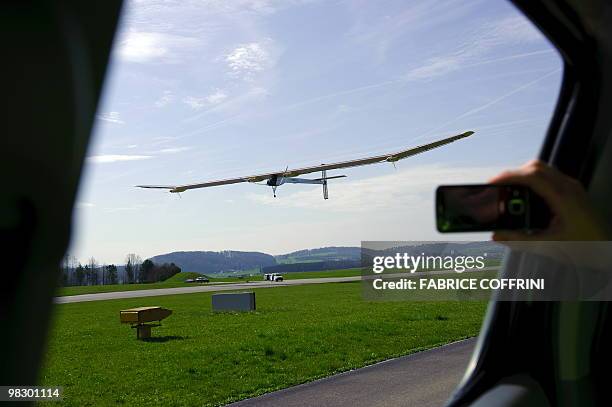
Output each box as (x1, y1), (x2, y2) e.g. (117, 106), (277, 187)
(212, 292), (256, 312)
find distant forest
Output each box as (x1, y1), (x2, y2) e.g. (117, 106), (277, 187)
(59, 253), (180, 287)
(59, 247), (363, 287)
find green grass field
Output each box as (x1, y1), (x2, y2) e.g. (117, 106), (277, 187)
(164, 272), (203, 282)
(281, 268), (362, 279)
(41, 282), (487, 406)
(56, 273), (245, 297)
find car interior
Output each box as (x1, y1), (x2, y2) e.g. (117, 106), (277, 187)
(448, 1), (612, 406)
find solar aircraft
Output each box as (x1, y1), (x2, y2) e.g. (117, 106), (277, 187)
(137, 131), (474, 199)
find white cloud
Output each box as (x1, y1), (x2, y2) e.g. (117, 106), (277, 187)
(403, 15), (544, 82)
(127, 0), (309, 21)
(87, 154), (153, 164)
(151, 136), (178, 146)
(403, 56), (463, 81)
(199, 0), (277, 15)
(126, 144), (138, 149)
(157, 147), (192, 154)
(226, 41), (274, 80)
(182, 90), (227, 110)
(76, 202), (94, 209)
(151, 136), (186, 147)
(182, 96), (206, 110)
(419, 69), (560, 137)
(488, 15), (541, 44)
(97, 111), (124, 124)
(249, 164), (505, 212)
(337, 104), (352, 113)
(104, 204), (148, 213)
(206, 89), (228, 104)
(181, 86), (268, 125)
(155, 90), (175, 107)
(224, 86), (268, 108)
(116, 31), (198, 63)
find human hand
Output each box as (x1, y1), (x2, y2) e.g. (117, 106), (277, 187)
(489, 160), (609, 241)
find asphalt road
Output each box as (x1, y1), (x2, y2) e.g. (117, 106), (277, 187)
(229, 338), (476, 407)
(54, 276), (362, 304)
(54, 268), (498, 304)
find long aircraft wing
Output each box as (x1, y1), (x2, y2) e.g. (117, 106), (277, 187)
(137, 130), (474, 193)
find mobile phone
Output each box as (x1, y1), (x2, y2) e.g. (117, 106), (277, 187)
(436, 184), (552, 233)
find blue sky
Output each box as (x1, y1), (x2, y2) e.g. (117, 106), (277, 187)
(70, 0), (562, 264)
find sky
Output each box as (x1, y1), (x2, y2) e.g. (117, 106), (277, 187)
(69, 0), (563, 265)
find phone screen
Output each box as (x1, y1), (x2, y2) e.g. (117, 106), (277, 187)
(436, 185), (536, 232)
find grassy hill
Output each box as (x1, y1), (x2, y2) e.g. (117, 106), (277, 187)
(275, 246), (360, 264)
(164, 272), (203, 283)
(56, 273), (244, 297)
(150, 250), (276, 274)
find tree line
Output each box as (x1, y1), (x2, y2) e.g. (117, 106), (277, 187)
(60, 253), (181, 287)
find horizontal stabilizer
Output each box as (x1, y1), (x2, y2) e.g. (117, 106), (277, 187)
(313, 175), (347, 181)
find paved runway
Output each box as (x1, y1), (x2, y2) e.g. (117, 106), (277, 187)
(54, 276), (362, 304)
(55, 268), (497, 304)
(229, 338), (476, 407)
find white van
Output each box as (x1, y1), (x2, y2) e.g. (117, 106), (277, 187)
(263, 273), (284, 282)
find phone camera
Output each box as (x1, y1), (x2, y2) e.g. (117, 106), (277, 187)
(508, 198), (525, 215)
